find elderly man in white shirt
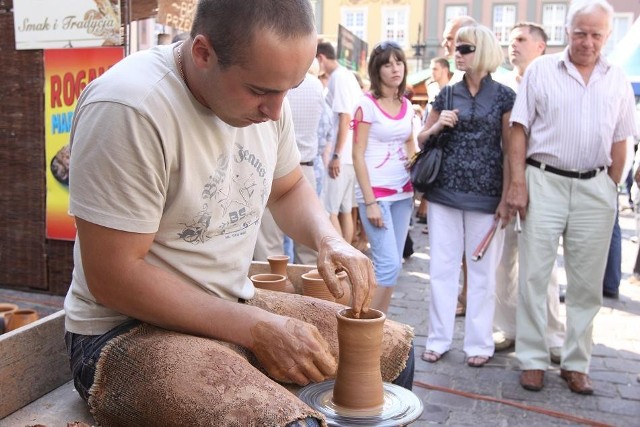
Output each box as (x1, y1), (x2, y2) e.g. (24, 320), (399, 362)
(507, 0), (638, 395)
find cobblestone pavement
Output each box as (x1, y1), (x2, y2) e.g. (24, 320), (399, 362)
(388, 199), (640, 427)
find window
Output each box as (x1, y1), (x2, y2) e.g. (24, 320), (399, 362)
(493, 5), (516, 44)
(445, 5), (468, 24)
(341, 7), (367, 42)
(542, 3), (567, 46)
(604, 13), (633, 55)
(382, 7), (409, 46)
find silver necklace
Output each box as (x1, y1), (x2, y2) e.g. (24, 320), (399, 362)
(175, 42), (185, 82)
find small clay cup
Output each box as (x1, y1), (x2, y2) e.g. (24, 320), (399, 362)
(301, 270), (336, 302)
(0, 303), (19, 333)
(5, 309), (40, 333)
(267, 255), (296, 293)
(250, 273), (287, 292)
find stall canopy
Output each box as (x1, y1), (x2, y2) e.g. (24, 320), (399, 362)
(608, 17), (640, 96)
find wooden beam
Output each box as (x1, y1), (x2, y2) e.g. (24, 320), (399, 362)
(0, 310), (70, 419)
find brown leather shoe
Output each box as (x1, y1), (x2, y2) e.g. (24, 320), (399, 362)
(560, 370), (593, 395)
(520, 370), (545, 391)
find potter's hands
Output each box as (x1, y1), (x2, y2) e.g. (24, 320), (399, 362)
(250, 315), (337, 385)
(317, 236), (375, 318)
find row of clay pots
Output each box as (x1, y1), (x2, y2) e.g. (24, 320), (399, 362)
(251, 255), (353, 305)
(0, 303), (40, 334)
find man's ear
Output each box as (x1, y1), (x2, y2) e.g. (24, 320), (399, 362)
(192, 34), (217, 69)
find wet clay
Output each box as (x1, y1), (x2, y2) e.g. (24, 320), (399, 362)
(332, 308), (385, 410)
(250, 317), (337, 385)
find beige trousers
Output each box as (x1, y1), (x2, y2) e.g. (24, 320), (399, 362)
(516, 166), (616, 373)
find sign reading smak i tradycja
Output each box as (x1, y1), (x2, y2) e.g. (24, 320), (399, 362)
(13, 0), (121, 50)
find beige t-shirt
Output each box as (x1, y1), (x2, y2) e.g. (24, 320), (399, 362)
(64, 45), (300, 335)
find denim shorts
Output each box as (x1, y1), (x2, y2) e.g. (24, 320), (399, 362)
(64, 319), (140, 402)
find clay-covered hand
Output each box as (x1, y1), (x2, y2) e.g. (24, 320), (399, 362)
(317, 236), (375, 318)
(250, 315), (337, 385)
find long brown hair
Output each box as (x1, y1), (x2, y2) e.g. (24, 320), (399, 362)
(367, 41), (408, 100)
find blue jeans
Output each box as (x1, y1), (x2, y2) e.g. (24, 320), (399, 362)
(358, 197), (413, 286)
(603, 209), (621, 295)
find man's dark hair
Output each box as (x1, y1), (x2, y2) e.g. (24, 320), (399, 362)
(316, 41), (337, 60)
(430, 56), (450, 71)
(191, 0), (315, 69)
(512, 21), (549, 47)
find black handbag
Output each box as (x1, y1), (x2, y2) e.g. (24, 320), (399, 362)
(410, 86), (453, 193)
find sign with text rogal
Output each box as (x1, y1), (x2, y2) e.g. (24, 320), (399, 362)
(13, 0), (121, 50)
(44, 47), (124, 240)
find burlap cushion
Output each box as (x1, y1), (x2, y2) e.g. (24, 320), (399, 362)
(88, 290), (414, 426)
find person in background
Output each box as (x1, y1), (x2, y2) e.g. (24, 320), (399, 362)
(316, 42), (363, 246)
(508, 0), (637, 394)
(63, 1), (414, 424)
(351, 41), (415, 313)
(416, 57), (452, 234)
(492, 22), (565, 365)
(418, 25), (515, 368)
(440, 15), (478, 317)
(254, 59), (325, 265)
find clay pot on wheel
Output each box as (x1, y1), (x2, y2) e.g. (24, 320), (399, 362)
(332, 308), (386, 410)
(5, 309), (40, 333)
(267, 255), (296, 293)
(250, 273), (287, 292)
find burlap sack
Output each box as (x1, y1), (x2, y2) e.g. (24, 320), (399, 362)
(88, 290), (414, 426)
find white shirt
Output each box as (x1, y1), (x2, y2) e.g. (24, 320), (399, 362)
(510, 48), (638, 170)
(326, 66), (362, 165)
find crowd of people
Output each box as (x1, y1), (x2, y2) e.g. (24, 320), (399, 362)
(62, 0), (638, 423)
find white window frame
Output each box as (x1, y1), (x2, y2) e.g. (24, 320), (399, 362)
(381, 6), (409, 47)
(493, 4), (517, 45)
(445, 5), (468, 25)
(542, 3), (567, 46)
(604, 12), (634, 55)
(341, 7), (368, 43)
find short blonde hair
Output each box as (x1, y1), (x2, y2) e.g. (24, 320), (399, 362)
(456, 25), (504, 73)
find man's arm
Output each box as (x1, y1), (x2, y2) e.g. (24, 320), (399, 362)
(76, 217), (336, 385)
(608, 139), (627, 184)
(506, 122), (529, 219)
(267, 166), (375, 315)
(327, 112), (351, 178)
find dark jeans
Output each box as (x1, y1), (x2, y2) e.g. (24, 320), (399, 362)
(66, 321), (415, 422)
(603, 210), (621, 295)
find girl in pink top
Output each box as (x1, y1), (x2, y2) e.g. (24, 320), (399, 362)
(352, 41), (416, 313)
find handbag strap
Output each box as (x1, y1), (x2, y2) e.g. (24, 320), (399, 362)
(445, 85), (453, 111)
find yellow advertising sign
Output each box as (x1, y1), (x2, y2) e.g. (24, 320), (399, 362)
(44, 47), (124, 240)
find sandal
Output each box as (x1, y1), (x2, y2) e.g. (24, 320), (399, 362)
(467, 355), (490, 368)
(421, 350), (445, 363)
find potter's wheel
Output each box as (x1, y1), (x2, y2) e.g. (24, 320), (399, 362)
(298, 380), (423, 426)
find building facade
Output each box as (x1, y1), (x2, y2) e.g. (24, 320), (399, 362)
(317, 0), (640, 72)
